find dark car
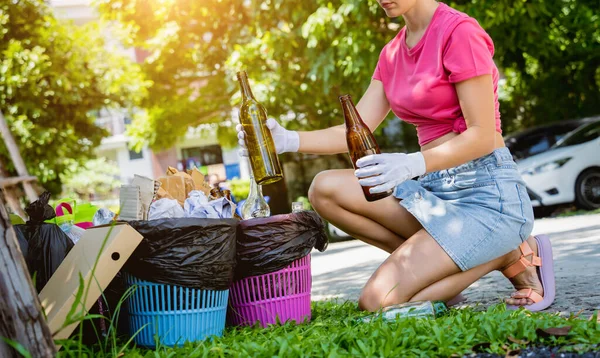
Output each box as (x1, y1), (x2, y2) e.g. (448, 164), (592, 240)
(504, 117), (600, 162)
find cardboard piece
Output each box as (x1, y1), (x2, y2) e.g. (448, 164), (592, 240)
(188, 168), (212, 195)
(119, 184), (142, 221)
(157, 175), (193, 206)
(156, 167), (200, 206)
(166, 166), (178, 175)
(39, 224), (143, 341)
(131, 175), (157, 220)
(156, 186), (173, 201)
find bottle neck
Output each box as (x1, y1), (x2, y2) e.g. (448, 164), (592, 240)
(339, 95), (362, 129)
(248, 174), (262, 196)
(237, 71), (255, 100)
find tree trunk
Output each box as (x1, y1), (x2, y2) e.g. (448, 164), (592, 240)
(0, 191), (56, 357)
(0, 160), (28, 220)
(2, 189), (27, 221)
(0, 111), (38, 203)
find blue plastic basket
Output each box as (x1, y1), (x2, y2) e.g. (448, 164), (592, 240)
(125, 274), (229, 347)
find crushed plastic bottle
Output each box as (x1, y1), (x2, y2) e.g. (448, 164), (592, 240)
(360, 301), (448, 323)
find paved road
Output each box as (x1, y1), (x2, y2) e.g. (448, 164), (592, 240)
(311, 213), (600, 315)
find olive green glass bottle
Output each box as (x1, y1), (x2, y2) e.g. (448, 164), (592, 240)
(237, 71), (283, 185)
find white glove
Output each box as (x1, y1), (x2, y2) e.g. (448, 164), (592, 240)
(354, 152), (427, 194)
(236, 118), (300, 157)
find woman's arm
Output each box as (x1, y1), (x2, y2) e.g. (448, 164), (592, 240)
(297, 80), (391, 155)
(421, 74), (498, 172)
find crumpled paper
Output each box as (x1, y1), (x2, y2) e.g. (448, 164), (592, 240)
(183, 191), (234, 219)
(149, 198), (185, 220)
(92, 208), (116, 226)
(149, 191), (236, 220)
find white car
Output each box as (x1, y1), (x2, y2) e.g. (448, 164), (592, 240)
(516, 119), (600, 210)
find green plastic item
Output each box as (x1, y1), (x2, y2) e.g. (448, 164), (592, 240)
(46, 198), (99, 226)
(9, 214), (25, 225)
(75, 203), (99, 223)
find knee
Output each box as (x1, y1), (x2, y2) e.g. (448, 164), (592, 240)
(358, 289), (411, 312)
(308, 170), (340, 210)
(358, 289), (382, 312)
(358, 275), (411, 312)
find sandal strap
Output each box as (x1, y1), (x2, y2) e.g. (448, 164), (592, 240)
(502, 257), (531, 278)
(502, 241), (542, 279)
(512, 288), (544, 304)
(519, 241), (534, 256)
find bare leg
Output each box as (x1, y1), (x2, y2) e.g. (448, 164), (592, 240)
(309, 169), (422, 253)
(357, 229), (462, 311)
(409, 249), (520, 303)
(309, 170), (543, 309)
(408, 235), (543, 306)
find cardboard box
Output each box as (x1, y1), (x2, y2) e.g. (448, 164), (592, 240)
(38, 224), (143, 341)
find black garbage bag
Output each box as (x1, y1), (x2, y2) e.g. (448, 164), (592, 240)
(13, 192), (74, 292)
(124, 218), (238, 291)
(235, 211), (328, 280)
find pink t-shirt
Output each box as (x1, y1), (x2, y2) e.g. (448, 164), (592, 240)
(373, 3), (502, 146)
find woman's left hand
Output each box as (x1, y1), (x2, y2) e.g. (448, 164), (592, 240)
(354, 152), (427, 194)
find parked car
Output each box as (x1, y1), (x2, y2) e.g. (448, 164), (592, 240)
(515, 117), (600, 210)
(504, 118), (594, 162)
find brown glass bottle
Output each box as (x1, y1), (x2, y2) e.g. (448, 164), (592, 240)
(340, 94), (392, 202)
(237, 71), (283, 185)
(209, 187), (224, 200)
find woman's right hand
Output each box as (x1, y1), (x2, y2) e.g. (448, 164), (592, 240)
(236, 118), (300, 157)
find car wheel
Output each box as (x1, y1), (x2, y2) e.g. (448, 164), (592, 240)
(575, 168), (600, 210)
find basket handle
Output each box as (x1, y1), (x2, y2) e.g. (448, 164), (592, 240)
(56, 202), (74, 217)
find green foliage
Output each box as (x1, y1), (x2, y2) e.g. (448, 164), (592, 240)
(449, 0), (600, 132)
(97, 0), (396, 152)
(0, 0), (148, 193)
(60, 158), (121, 201)
(99, 0), (599, 151)
(97, 0), (251, 151)
(228, 178), (251, 201)
(294, 196), (313, 211)
(57, 301), (599, 357)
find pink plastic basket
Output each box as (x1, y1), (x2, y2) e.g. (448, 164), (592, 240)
(228, 255), (312, 327)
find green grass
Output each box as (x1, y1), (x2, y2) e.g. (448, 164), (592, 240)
(57, 300), (600, 358)
(557, 207), (600, 217)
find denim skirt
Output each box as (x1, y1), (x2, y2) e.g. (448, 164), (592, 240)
(395, 147), (534, 271)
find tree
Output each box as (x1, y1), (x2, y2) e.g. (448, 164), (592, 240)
(0, 0), (148, 195)
(449, 0), (600, 132)
(98, 0), (395, 152)
(60, 158), (121, 202)
(99, 0), (599, 151)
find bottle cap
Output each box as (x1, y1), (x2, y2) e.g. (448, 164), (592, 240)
(432, 301), (448, 318)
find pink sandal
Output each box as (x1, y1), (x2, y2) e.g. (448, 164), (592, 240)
(502, 235), (555, 312)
